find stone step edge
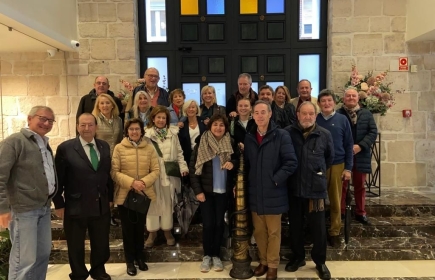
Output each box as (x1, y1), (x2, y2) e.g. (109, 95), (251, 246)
(51, 236), (435, 251)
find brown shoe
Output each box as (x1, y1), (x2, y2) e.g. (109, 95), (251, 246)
(253, 263), (268, 276)
(266, 267), (277, 280)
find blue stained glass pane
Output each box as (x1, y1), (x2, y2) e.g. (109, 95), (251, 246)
(207, 0), (225, 15)
(266, 0), (284, 13)
(147, 57), (168, 88)
(299, 54), (320, 98)
(208, 83), (226, 106)
(251, 82), (258, 94)
(266, 81), (284, 91)
(182, 83), (201, 105)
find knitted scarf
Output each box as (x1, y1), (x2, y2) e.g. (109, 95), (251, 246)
(194, 130), (233, 175)
(342, 104), (360, 125)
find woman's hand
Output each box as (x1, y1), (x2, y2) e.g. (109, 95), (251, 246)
(181, 171), (189, 176)
(204, 118), (210, 125)
(178, 122), (184, 128)
(229, 111), (238, 118)
(132, 180), (145, 192)
(222, 161), (234, 170)
(196, 193), (206, 202)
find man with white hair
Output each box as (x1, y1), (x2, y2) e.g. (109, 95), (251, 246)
(0, 106), (57, 279)
(337, 87), (377, 225)
(285, 101), (334, 280)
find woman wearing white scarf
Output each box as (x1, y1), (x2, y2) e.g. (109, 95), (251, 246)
(144, 106), (189, 247)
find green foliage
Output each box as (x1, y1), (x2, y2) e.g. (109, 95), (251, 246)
(0, 230), (11, 279)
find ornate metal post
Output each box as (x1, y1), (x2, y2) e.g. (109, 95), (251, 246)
(230, 153), (254, 279)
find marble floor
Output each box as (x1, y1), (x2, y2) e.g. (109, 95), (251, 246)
(46, 260), (435, 279)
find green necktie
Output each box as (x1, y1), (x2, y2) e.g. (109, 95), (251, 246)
(87, 143), (99, 171)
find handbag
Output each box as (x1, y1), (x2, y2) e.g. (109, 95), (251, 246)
(151, 140), (181, 178)
(123, 189), (151, 215)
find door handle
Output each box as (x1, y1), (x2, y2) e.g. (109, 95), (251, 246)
(178, 46), (192, 53)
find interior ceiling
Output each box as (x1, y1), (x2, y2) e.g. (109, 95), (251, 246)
(0, 24), (51, 52)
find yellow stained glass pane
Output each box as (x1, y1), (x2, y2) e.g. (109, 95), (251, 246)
(181, 0), (199, 15)
(240, 0), (258, 14)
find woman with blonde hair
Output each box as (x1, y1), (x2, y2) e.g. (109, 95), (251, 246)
(92, 93), (123, 155)
(199, 85), (226, 125)
(178, 99), (207, 167)
(111, 118), (160, 276)
(144, 106), (189, 247)
(128, 91), (153, 126)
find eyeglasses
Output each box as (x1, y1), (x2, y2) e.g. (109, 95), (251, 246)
(146, 74), (160, 79)
(35, 115), (56, 125)
(128, 127), (141, 131)
(95, 82), (108, 86)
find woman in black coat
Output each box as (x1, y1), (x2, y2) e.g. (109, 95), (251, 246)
(178, 99), (207, 165)
(189, 114), (239, 273)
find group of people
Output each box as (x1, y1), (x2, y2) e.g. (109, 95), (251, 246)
(0, 67), (377, 280)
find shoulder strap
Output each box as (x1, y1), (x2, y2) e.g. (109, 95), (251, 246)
(151, 140), (163, 158)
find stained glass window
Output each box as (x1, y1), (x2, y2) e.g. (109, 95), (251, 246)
(207, 0), (225, 15)
(240, 0), (258, 14)
(266, 0), (284, 13)
(181, 0), (199, 15)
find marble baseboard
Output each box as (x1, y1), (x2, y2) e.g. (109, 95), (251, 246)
(49, 235), (435, 264)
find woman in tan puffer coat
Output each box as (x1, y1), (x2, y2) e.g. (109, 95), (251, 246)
(111, 118), (160, 276)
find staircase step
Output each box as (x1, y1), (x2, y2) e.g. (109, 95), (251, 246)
(50, 235), (435, 264)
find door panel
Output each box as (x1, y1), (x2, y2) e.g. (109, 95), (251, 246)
(138, 0), (327, 101)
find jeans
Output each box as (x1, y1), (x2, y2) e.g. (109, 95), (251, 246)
(8, 205), (52, 280)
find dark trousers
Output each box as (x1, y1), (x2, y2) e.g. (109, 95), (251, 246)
(199, 192), (228, 257)
(288, 195), (327, 265)
(118, 205), (146, 263)
(63, 211), (111, 280)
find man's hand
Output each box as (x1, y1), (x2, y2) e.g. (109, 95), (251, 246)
(342, 170), (351, 181)
(353, 144), (362, 155)
(0, 212), (11, 228)
(55, 208), (65, 220)
(204, 118), (210, 125)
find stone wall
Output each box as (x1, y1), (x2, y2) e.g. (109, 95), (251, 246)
(329, 0), (435, 188)
(0, 0), (434, 188)
(0, 0), (138, 149)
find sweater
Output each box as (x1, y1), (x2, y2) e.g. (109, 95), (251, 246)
(316, 112), (353, 170)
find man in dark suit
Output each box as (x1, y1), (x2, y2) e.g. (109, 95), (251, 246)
(54, 113), (113, 280)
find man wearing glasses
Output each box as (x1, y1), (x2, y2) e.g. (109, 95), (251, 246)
(76, 76), (124, 124)
(0, 106), (57, 279)
(128, 67), (170, 108)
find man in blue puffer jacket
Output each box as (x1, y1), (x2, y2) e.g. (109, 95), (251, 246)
(285, 101), (334, 280)
(244, 100), (298, 280)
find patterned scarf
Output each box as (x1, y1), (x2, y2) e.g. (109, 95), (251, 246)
(127, 136), (142, 147)
(154, 126), (167, 142)
(342, 104), (360, 125)
(194, 130), (233, 175)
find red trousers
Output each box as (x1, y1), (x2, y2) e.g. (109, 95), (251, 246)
(341, 163), (367, 216)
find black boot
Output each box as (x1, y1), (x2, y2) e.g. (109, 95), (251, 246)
(126, 263), (137, 276)
(136, 259), (149, 271)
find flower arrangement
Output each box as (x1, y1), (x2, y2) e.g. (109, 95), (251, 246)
(342, 65), (395, 116)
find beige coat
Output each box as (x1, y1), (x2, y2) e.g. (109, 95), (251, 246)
(290, 96), (320, 113)
(95, 114), (123, 156)
(111, 137), (160, 205)
(144, 126), (188, 217)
